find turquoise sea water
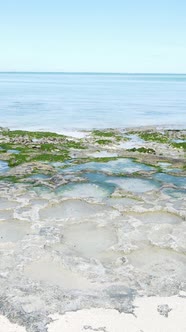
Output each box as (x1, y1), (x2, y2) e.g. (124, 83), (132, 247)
(0, 73), (185, 131)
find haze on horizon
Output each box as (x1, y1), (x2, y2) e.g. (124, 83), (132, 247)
(0, 0), (186, 73)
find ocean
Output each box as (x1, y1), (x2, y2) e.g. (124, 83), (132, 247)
(0, 72), (185, 132)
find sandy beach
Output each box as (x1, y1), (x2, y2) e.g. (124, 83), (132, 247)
(1, 295), (186, 332)
(47, 296), (186, 332)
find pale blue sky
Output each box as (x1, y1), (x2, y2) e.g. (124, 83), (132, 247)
(0, 0), (186, 73)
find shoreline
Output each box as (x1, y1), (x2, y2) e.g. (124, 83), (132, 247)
(1, 123), (186, 135)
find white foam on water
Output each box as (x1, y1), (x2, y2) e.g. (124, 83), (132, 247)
(58, 129), (88, 138)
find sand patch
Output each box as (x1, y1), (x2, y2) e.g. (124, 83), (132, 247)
(0, 316), (26, 332)
(47, 296), (186, 332)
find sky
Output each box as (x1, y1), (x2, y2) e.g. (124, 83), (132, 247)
(0, 0), (186, 73)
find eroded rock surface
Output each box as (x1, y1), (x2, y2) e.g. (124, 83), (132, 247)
(0, 127), (185, 331)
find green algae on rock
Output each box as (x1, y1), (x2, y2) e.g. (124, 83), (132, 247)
(0, 129), (66, 139)
(95, 139), (113, 145)
(126, 147), (156, 154)
(137, 131), (170, 143)
(0, 127), (185, 183)
(170, 142), (186, 150)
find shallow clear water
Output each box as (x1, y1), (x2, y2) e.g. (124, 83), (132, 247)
(7, 149), (20, 154)
(56, 183), (110, 200)
(0, 73), (186, 131)
(0, 161), (9, 173)
(61, 158), (155, 175)
(107, 177), (159, 193)
(154, 173), (186, 188)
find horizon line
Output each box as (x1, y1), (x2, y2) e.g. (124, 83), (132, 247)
(0, 71), (186, 75)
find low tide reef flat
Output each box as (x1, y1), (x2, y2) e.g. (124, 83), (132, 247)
(0, 126), (185, 332)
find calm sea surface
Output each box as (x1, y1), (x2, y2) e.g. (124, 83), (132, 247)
(0, 73), (185, 132)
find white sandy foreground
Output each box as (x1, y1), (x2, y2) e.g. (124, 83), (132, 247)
(0, 296), (186, 332)
(0, 315), (26, 332)
(47, 296), (186, 332)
